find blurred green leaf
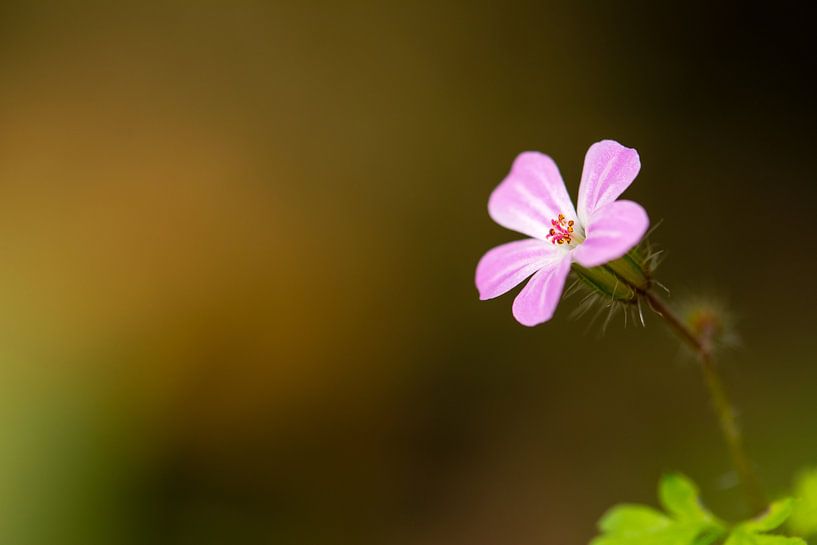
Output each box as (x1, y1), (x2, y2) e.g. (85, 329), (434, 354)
(592, 475), (806, 545)
(598, 505), (671, 533)
(590, 524), (719, 545)
(740, 498), (795, 533)
(590, 474), (725, 545)
(724, 530), (805, 545)
(789, 467), (817, 537)
(750, 538), (806, 545)
(724, 497), (803, 545)
(659, 473), (717, 523)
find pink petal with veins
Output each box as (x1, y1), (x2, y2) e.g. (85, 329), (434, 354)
(577, 140), (641, 226)
(572, 200), (649, 268)
(511, 255), (572, 326)
(489, 152), (577, 240)
(476, 239), (567, 300)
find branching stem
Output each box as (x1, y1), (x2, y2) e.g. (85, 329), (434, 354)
(643, 290), (766, 515)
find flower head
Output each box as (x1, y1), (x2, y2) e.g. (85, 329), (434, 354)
(476, 140), (649, 326)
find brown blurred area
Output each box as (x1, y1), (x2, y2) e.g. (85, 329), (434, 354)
(1, 1), (816, 544)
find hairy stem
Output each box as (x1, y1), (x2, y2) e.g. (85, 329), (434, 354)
(643, 290), (766, 514)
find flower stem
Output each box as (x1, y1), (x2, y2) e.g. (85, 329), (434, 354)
(643, 290), (766, 514)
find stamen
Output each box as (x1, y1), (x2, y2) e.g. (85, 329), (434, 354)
(546, 213), (576, 245)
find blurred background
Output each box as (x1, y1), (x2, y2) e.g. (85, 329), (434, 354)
(1, 1), (816, 543)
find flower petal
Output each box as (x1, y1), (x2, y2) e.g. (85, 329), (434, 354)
(488, 152), (577, 240)
(572, 200), (649, 268)
(511, 255), (571, 326)
(577, 140), (641, 225)
(476, 239), (567, 300)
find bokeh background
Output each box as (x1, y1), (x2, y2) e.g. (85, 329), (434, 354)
(1, 2), (816, 544)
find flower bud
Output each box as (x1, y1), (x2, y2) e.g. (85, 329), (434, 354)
(680, 299), (736, 350)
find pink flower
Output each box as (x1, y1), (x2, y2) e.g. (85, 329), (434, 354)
(476, 140), (649, 326)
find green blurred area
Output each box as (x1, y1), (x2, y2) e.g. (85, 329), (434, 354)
(1, 1), (816, 544)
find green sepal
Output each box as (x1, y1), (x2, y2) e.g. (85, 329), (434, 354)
(571, 263), (637, 303)
(571, 249), (651, 304)
(605, 250), (651, 291)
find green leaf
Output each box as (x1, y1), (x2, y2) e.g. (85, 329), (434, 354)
(590, 474), (725, 545)
(751, 537), (807, 545)
(659, 473), (716, 523)
(750, 537), (807, 545)
(693, 525), (731, 545)
(789, 467), (817, 537)
(724, 529), (806, 545)
(740, 498), (795, 533)
(590, 524), (719, 545)
(591, 474), (805, 545)
(598, 504), (671, 533)
(725, 496), (804, 545)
